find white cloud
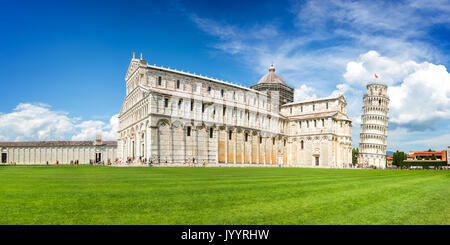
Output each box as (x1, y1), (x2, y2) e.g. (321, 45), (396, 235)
(343, 51), (420, 86)
(386, 127), (450, 151)
(388, 62), (450, 128)
(331, 83), (351, 97)
(294, 84), (318, 101)
(343, 50), (450, 130)
(408, 133), (450, 147)
(190, 15), (239, 40)
(0, 103), (76, 141)
(295, 0), (450, 35)
(187, 1), (449, 97)
(0, 103), (118, 141)
(72, 115), (118, 141)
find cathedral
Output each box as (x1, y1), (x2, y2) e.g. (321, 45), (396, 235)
(117, 53), (353, 167)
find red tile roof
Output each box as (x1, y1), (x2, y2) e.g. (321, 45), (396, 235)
(408, 151), (447, 160)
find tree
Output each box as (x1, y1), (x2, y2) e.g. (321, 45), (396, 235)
(417, 156), (422, 160)
(393, 151), (407, 167)
(427, 149), (434, 152)
(431, 154), (437, 160)
(393, 151), (398, 166)
(352, 148), (359, 165)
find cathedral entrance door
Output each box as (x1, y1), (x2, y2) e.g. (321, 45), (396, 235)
(95, 153), (102, 163)
(1, 153), (6, 163)
(315, 156), (319, 166)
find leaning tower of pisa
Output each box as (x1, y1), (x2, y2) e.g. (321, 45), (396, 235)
(358, 83), (390, 168)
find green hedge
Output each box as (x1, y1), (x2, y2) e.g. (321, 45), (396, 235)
(399, 161), (447, 167)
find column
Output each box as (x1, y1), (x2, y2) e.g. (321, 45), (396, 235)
(136, 131), (141, 160)
(256, 133), (260, 164)
(225, 127), (228, 164)
(233, 128), (237, 165)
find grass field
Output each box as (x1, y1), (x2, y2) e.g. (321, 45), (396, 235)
(0, 165), (448, 225)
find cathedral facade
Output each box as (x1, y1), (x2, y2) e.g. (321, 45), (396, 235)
(117, 54), (352, 167)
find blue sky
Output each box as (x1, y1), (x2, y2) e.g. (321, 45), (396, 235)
(0, 0), (449, 152)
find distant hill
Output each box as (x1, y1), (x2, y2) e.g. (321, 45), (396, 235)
(386, 151), (394, 156)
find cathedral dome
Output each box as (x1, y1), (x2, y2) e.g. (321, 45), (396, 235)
(257, 64), (286, 85)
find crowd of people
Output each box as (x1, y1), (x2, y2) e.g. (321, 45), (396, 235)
(4, 159), (119, 166)
(120, 156), (208, 167)
(348, 164), (381, 169)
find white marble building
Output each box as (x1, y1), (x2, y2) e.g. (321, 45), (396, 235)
(281, 97), (353, 168)
(118, 54), (352, 167)
(358, 83), (390, 168)
(447, 146), (450, 164)
(0, 136), (117, 165)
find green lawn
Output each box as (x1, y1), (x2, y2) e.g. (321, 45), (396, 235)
(0, 165), (448, 225)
